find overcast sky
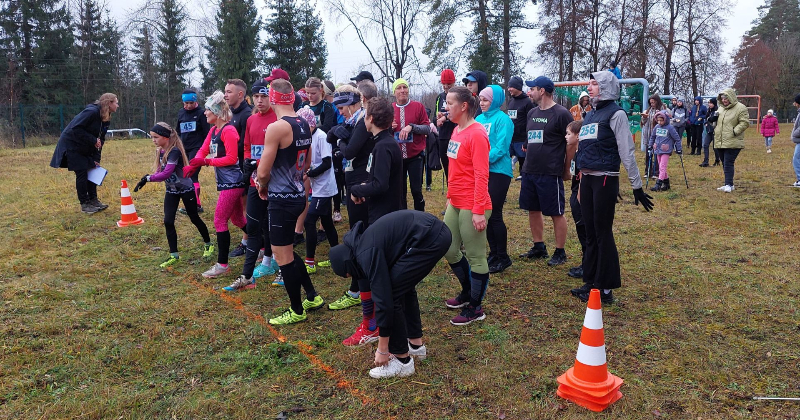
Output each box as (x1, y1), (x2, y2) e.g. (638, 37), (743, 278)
(108, 0), (761, 91)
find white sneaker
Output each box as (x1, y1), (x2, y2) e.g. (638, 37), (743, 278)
(716, 185), (727, 191)
(792, 181), (800, 187)
(721, 185), (733, 193)
(369, 356), (415, 379)
(333, 211), (343, 223)
(767, 149), (772, 153)
(407, 343), (427, 361)
(222, 275), (255, 291)
(202, 263), (229, 278)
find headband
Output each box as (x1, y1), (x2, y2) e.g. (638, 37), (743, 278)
(332, 91), (361, 107)
(205, 97), (223, 117)
(323, 82), (333, 96)
(151, 124), (172, 138)
(181, 93), (197, 102)
(270, 89), (295, 106)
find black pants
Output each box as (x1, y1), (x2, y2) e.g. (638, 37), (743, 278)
(333, 158), (345, 212)
(401, 155), (425, 212)
(244, 186), (270, 278)
(373, 223), (451, 355)
(718, 148), (741, 186)
(569, 187), (587, 259)
(702, 131), (718, 164)
(580, 175), (621, 290)
(689, 125), (703, 153)
(164, 191), (210, 253)
(345, 185), (369, 229)
(439, 139), (450, 181)
(74, 169), (98, 204)
(486, 172), (511, 259)
(304, 197), (339, 260)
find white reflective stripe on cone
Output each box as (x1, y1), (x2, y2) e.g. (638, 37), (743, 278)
(121, 204), (137, 214)
(583, 308), (603, 330)
(576, 342), (607, 366)
(121, 189), (132, 198)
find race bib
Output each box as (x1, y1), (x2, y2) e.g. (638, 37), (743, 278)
(251, 145), (263, 160)
(508, 110), (517, 119)
(366, 154), (373, 173)
(209, 143), (218, 158)
(344, 158), (354, 172)
(482, 123), (492, 136)
(180, 121), (196, 133)
(315, 115), (321, 126)
(527, 130), (543, 144)
(655, 128), (668, 137)
(570, 159), (576, 176)
(579, 123), (598, 142)
(446, 140), (461, 159)
(295, 150), (307, 170)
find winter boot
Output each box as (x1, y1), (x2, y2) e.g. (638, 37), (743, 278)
(661, 178), (671, 191)
(650, 179), (663, 192)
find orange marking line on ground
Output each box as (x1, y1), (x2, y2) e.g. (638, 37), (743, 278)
(178, 272), (373, 406)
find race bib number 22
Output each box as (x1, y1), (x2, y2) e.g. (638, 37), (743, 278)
(446, 140), (461, 159)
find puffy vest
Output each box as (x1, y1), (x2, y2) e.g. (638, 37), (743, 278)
(576, 100), (622, 172)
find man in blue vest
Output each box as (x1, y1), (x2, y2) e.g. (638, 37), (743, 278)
(571, 71), (654, 304)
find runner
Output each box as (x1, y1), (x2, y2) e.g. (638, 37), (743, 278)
(392, 78), (431, 212)
(224, 79), (252, 258)
(434, 69), (457, 179)
(176, 88), (211, 213)
(506, 76), (534, 179)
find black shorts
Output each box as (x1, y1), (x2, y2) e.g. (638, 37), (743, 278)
(307, 196), (333, 217)
(268, 198), (306, 246)
(519, 173), (565, 216)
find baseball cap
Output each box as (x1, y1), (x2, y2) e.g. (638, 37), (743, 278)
(350, 71), (374, 83)
(265, 68), (290, 82)
(525, 76), (554, 93)
(462, 74), (477, 84)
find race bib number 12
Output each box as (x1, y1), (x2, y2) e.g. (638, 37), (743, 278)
(251, 145), (263, 160)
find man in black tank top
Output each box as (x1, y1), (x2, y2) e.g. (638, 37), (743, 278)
(256, 79), (321, 325)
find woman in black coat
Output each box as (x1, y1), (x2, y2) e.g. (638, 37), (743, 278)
(50, 93), (119, 214)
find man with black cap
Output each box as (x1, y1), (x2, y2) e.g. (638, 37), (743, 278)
(518, 76), (575, 268)
(351, 70), (375, 83)
(506, 76), (533, 177)
(329, 210), (451, 378)
(176, 88), (211, 213)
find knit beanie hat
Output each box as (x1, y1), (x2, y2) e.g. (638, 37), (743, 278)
(795, 94), (800, 105)
(392, 78), (409, 92)
(767, 109), (774, 115)
(296, 106), (317, 129)
(479, 87), (494, 104)
(508, 76), (524, 91)
(440, 69), (456, 84)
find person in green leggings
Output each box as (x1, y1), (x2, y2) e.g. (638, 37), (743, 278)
(442, 86), (493, 326)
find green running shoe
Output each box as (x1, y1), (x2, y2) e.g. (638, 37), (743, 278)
(317, 260), (331, 268)
(269, 308), (307, 325)
(305, 264), (317, 274)
(328, 292), (360, 310)
(203, 244), (216, 259)
(302, 295), (324, 311)
(160, 255), (180, 268)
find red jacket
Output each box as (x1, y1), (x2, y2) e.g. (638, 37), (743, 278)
(760, 114), (779, 137)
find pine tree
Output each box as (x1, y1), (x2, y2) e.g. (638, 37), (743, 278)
(76, 0), (118, 104)
(262, 0), (328, 86)
(748, 0), (800, 44)
(131, 24), (158, 124)
(157, 0), (192, 123)
(202, 0), (260, 90)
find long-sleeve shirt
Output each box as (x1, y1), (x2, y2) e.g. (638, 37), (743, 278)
(393, 100), (431, 159)
(196, 124), (245, 190)
(581, 109), (643, 190)
(149, 148), (194, 194)
(339, 118), (375, 186)
(350, 129), (403, 224)
(446, 122), (492, 215)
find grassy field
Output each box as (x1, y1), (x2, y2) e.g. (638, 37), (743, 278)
(1, 126), (799, 419)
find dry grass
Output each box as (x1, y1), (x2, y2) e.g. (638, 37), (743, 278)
(1, 127), (799, 419)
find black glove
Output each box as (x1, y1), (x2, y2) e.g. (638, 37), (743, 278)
(632, 188), (654, 212)
(242, 159), (258, 180)
(327, 125), (352, 145)
(134, 175), (148, 192)
(333, 149), (343, 160)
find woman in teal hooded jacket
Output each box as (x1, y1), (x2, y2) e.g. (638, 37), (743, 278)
(476, 85), (515, 273)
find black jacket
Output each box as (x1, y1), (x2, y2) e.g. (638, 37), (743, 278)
(50, 104), (108, 171)
(339, 118), (375, 186)
(176, 106), (211, 153)
(302, 100), (337, 133)
(507, 92), (534, 143)
(230, 101), (252, 161)
(350, 129), (403, 224)
(342, 210), (450, 330)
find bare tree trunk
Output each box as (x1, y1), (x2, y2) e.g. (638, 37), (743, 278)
(502, 0), (511, 85)
(663, 0), (679, 95)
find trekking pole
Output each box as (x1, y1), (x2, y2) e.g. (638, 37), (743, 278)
(677, 151), (689, 188)
(645, 149), (655, 190)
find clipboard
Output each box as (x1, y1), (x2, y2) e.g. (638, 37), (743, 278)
(87, 166), (108, 186)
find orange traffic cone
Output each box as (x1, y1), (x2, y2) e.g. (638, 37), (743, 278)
(556, 289), (623, 412)
(117, 179), (144, 227)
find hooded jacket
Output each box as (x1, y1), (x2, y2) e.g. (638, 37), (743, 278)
(464, 70), (488, 117)
(688, 96), (707, 125)
(578, 71), (643, 190)
(507, 91), (534, 143)
(793, 107), (800, 144)
(714, 88), (750, 149)
(338, 211), (451, 332)
(671, 101), (688, 128)
(705, 98), (718, 134)
(760, 113), (780, 138)
(648, 111), (682, 155)
(50, 103), (108, 171)
(476, 85), (514, 178)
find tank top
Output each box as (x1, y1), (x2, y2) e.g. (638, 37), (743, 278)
(209, 124), (245, 190)
(268, 116), (312, 200)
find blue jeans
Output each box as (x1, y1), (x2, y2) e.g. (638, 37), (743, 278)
(765, 136), (774, 147)
(793, 143), (800, 181)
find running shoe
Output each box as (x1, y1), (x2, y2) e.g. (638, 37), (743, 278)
(229, 243), (246, 258)
(519, 245), (548, 259)
(202, 244), (216, 259)
(80, 203), (100, 214)
(306, 263), (317, 274)
(223, 275), (255, 292)
(570, 282), (593, 297)
(342, 321), (380, 347)
(328, 292), (360, 310)
(202, 263), (229, 278)
(268, 308), (307, 325)
(178, 207), (204, 214)
(317, 260), (331, 268)
(547, 250), (568, 266)
(89, 198), (109, 211)
(407, 342), (427, 361)
(450, 305), (486, 326)
(271, 271), (284, 287)
(567, 266), (584, 279)
(792, 181), (800, 188)
(575, 289), (614, 304)
(333, 211), (343, 223)
(253, 260), (279, 278)
(159, 255), (180, 268)
(302, 295), (324, 311)
(445, 293), (470, 309)
(369, 356), (414, 379)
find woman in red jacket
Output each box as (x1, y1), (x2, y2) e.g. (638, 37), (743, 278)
(442, 86), (492, 326)
(760, 109), (780, 154)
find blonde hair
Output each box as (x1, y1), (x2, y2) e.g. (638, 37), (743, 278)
(206, 90), (232, 121)
(335, 84), (359, 95)
(96, 93), (118, 122)
(151, 122), (189, 173)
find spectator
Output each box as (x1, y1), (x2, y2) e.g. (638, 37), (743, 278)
(507, 76), (534, 179)
(713, 88), (750, 193)
(790, 94), (800, 187)
(700, 98), (720, 167)
(391, 78), (431, 212)
(760, 109), (779, 154)
(687, 96), (707, 155)
(570, 91), (592, 121)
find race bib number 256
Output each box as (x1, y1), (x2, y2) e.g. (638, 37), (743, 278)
(579, 123), (598, 142)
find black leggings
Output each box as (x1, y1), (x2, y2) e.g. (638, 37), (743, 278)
(345, 185), (369, 229)
(486, 172), (511, 259)
(244, 186), (270, 278)
(164, 191), (210, 253)
(401, 155), (425, 212)
(580, 175), (621, 290)
(304, 200), (339, 260)
(74, 169), (98, 204)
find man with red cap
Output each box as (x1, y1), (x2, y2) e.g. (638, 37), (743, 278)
(265, 68), (303, 111)
(434, 69), (457, 179)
